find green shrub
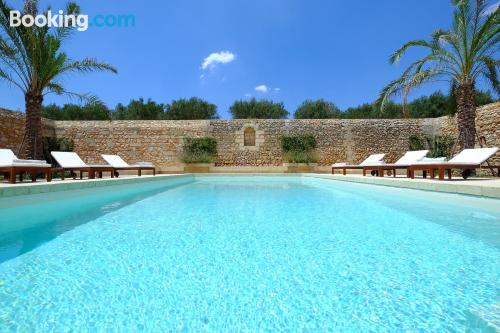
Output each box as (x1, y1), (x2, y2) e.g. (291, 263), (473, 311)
(409, 134), (454, 158)
(284, 151), (318, 163)
(182, 137), (217, 163)
(281, 135), (317, 163)
(409, 135), (426, 151)
(427, 135), (455, 158)
(281, 135), (317, 152)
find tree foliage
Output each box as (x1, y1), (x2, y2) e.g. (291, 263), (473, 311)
(43, 101), (111, 120)
(343, 90), (495, 119)
(229, 98), (288, 119)
(114, 98), (166, 120)
(164, 97), (218, 120)
(39, 90), (496, 121)
(294, 99), (342, 119)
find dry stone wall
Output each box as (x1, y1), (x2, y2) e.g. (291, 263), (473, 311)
(0, 108), (55, 158)
(0, 103), (498, 171)
(53, 120), (211, 169)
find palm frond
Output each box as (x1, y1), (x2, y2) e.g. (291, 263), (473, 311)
(0, 0), (117, 100)
(59, 58), (118, 75)
(0, 66), (25, 90)
(389, 40), (433, 64)
(44, 84), (98, 103)
(379, 0), (499, 112)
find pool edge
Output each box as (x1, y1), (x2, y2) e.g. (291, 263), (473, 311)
(0, 174), (193, 198)
(1, 173), (499, 200)
(304, 174), (500, 199)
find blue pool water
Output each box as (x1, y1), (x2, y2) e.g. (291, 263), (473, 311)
(0, 175), (499, 332)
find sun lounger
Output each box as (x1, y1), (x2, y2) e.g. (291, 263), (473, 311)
(51, 151), (115, 180)
(0, 149), (52, 183)
(363, 150), (429, 177)
(331, 153), (385, 175)
(409, 157), (447, 178)
(101, 154), (155, 176)
(408, 147), (499, 180)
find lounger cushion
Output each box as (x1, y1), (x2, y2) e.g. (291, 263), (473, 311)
(448, 147), (499, 164)
(134, 162), (154, 167)
(51, 151), (88, 168)
(12, 159), (48, 164)
(394, 150), (429, 165)
(332, 162), (348, 167)
(359, 153), (386, 166)
(0, 149), (17, 164)
(101, 154), (129, 168)
(0, 149), (50, 167)
(8, 162), (51, 167)
(414, 157), (447, 164)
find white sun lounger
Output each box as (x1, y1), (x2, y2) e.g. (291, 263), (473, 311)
(362, 150), (429, 177)
(0, 149), (52, 183)
(51, 151), (115, 180)
(101, 154), (155, 176)
(408, 147), (499, 180)
(331, 153), (386, 175)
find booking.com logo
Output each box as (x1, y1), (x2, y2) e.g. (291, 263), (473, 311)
(9, 10), (135, 31)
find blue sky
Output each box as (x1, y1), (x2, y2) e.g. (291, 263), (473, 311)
(0, 0), (496, 118)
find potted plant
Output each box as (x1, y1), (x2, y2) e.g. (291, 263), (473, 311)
(182, 137), (217, 173)
(281, 134), (318, 173)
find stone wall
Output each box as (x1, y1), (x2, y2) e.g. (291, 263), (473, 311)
(0, 108), (55, 158)
(1, 102), (498, 171)
(52, 118), (443, 170)
(211, 118), (440, 166)
(53, 120), (211, 170)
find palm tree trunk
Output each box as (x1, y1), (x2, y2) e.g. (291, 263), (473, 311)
(455, 83), (476, 150)
(24, 90), (44, 160)
(402, 92), (409, 118)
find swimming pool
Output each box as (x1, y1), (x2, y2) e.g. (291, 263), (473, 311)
(0, 175), (499, 331)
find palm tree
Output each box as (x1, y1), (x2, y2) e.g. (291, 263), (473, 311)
(0, 0), (117, 159)
(378, 0), (498, 149)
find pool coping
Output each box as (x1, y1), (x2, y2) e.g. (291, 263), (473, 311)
(0, 174), (193, 198)
(305, 174), (500, 199)
(0, 173), (499, 199)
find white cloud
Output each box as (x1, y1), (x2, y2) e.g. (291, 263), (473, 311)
(201, 51), (236, 70)
(244, 93), (252, 98)
(273, 87), (281, 93)
(255, 85), (268, 93)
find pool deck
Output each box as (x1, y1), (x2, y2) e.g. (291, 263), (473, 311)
(0, 173), (499, 199)
(307, 173), (500, 199)
(0, 174), (192, 198)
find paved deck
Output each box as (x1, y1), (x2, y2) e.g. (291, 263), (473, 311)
(0, 174), (189, 198)
(307, 173), (500, 199)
